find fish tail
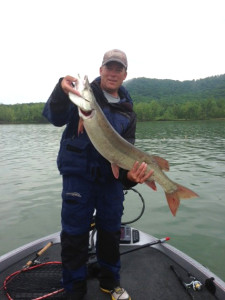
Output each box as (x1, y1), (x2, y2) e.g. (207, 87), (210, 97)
(165, 192), (180, 216)
(176, 184), (199, 199)
(166, 184), (199, 216)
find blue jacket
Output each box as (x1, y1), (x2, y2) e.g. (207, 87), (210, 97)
(43, 77), (137, 186)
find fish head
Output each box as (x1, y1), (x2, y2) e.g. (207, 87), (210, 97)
(69, 75), (95, 117)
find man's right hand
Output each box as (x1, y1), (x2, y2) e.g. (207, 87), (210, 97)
(61, 75), (80, 96)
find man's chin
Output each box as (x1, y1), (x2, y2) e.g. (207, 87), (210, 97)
(104, 86), (116, 93)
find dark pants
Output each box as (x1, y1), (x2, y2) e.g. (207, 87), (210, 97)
(61, 175), (124, 292)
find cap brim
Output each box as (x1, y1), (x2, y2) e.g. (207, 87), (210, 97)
(102, 59), (127, 68)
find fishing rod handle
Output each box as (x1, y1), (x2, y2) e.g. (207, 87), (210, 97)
(25, 242), (53, 267)
(37, 242), (53, 256)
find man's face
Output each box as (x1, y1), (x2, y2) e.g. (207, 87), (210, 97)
(100, 62), (127, 95)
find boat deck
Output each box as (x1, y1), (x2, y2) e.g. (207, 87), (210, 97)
(0, 242), (218, 300)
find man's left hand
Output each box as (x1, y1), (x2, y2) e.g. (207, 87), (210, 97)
(127, 161), (154, 183)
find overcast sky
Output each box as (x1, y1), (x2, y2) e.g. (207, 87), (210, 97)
(0, 0), (224, 104)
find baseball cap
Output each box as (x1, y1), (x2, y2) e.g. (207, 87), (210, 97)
(102, 49), (128, 69)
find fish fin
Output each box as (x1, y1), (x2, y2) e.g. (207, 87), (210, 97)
(153, 156), (170, 171)
(111, 163), (120, 179)
(176, 184), (199, 199)
(77, 118), (84, 136)
(166, 184), (199, 216)
(165, 192), (180, 216)
(145, 180), (157, 191)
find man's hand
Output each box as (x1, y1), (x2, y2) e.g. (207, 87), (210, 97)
(61, 75), (80, 96)
(127, 161), (154, 183)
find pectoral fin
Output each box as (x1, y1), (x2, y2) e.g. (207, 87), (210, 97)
(77, 118), (84, 136)
(111, 163), (120, 179)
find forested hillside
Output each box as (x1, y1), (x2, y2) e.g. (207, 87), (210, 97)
(124, 74), (225, 120)
(124, 74), (225, 103)
(0, 74), (225, 123)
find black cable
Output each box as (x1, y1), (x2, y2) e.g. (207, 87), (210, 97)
(122, 188), (145, 225)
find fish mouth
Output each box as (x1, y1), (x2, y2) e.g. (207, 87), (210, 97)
(79, 108), (95, 120)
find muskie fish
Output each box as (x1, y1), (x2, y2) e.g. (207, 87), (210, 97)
(69, 75), (198, 216)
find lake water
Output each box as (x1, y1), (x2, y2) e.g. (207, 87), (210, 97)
(0, 121), (225, 281)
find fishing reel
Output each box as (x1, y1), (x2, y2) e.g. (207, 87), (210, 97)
(185, 278), (203, 291)
(170, 265), (203, 296)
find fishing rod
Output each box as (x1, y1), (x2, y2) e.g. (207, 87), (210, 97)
(88, 237), (170, 266)
(120, 237), (170, 256)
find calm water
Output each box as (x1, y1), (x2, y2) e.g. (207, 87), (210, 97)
(0, 121), (225, 281)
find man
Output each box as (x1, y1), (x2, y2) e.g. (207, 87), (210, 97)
(43, 49), (153, 300)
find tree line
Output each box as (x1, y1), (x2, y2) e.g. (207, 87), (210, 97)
(0, 74), (225, 123)
(1, 98), (224, 123)
(134, 98), (225, 121)
(0, 103), (47, 124)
